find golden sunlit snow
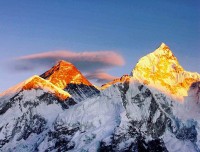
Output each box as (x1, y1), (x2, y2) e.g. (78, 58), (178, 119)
(40, 60), (92, 89)
(132, 43), (200, 100)
(23, 75), (71, 100)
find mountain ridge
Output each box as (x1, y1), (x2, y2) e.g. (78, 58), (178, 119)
(0, 43), (200, 151)
(0, 75), (71, 101)
(1, 43), (199, 101)
(101, 43), (200, 101)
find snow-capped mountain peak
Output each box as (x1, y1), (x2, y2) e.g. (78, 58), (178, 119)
(157, 42), (170, 51)
(154, 43), (176, 60)
(131, 43), (200, 100)
(40, 60), (100, 101)
(40, 60), (93, 89)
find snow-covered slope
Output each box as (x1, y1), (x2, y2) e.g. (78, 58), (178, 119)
(0, 75), (71, 101)
(0, 43), (199, 152)
(0, 77), (199, 151)
(0, 89), (76, 151)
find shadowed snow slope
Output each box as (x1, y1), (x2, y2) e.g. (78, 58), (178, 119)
(0, 77), (200, 151)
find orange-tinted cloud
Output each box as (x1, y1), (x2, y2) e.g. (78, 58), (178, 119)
(86, 71), (118, 83)
(17, 51), (124, 66)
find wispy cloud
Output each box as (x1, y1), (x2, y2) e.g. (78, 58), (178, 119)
(86, 71), (118, 84)
(17, 51), (124, 66)
(13, 50), (124, 72)
(8, 50), (125, 84)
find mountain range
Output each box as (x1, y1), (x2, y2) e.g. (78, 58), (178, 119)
(0, 43), (199, 152)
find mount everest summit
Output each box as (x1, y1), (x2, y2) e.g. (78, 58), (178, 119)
(0, 43), (199, 152)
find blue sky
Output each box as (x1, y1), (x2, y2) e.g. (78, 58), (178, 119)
(0, 0), (199, 92)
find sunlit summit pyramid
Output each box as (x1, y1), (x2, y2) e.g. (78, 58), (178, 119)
(40, 60), (93, 89)
(131, 43), (200, 100)
(40, 60), (100, 101)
